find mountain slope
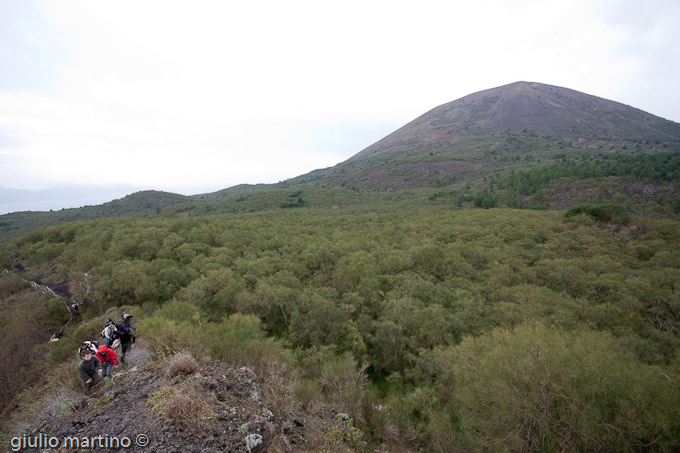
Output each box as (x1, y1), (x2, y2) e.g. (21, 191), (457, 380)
(305, 81), (680, 191)
(353, 81), (680, 161)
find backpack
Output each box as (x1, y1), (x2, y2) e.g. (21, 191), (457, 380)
(103, 320), (115, 333)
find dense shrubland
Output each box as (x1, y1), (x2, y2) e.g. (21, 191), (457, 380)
(501, 150), (680, 195)
(427, 149), (680, 215)
(5, 206), (680, 451)
(2, 148), (678, 247)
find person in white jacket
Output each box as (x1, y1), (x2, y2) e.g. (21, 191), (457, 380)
(76, 340), (98, 359)
(102, 322), (118, 347)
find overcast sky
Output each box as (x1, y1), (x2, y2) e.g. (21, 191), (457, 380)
(1, 0), (679, 213)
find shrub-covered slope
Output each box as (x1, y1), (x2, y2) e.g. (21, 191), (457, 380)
(3, 206), (680, 451)
(0, 190), (187, 246)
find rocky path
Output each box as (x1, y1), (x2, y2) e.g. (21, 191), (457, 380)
(32, 344), (279, 453)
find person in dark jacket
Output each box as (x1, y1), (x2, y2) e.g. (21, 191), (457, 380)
(78, 350), (102, 393)
(117, 325), (135, 364)
(119, 312), (136, 331)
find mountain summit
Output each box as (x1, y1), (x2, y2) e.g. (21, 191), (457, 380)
(353, 81), (680, 161)
(299, 81), (680, 190)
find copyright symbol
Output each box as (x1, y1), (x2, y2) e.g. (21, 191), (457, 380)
(135, 434), (149, 447)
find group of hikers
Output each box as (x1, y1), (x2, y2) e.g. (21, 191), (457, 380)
(77, 311), (136, 393)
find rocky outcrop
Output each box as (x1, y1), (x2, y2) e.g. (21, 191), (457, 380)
(36, 351), (282, 452)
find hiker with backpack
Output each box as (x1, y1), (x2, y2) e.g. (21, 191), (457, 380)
(78, 350), (102, 393)
(95, 343), (119, 378)
(117, 312), (136, 364)
(76, 340), (99, 359)
(102, 321), (118, 347)
(117, 324), (135, 364)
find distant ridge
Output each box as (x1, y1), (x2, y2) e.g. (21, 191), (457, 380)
(0, 190), (187, 245)
(1, 81), (679, 245)
(192, 184), (276, 200)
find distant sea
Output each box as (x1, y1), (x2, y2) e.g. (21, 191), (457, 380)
(0, 197), (109, 215)
(0, 185), (145, 216)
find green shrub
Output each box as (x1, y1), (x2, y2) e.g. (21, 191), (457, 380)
(47, 298), (68, 321)
(137, 316), (203, 357)
(292, 378), (322, 409)
(154, 299), (201, 325)
(427, 323), (680, 451)
(204, 314), (291, 371)
(565, 203), (630, 224)
(673, 197), (680, 214)
(280, 197), (305, 208)
(318, 353), (367, 415)
(525, 203), (549, 210)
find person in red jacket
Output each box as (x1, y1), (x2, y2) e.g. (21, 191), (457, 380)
(95, 343), (119, 379)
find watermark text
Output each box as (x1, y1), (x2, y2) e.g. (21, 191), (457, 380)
(9, 433), (149, 451)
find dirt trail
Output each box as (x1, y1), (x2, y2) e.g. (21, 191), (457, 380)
(6, 250), (72, 300)
(33, 343), (281, 453)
